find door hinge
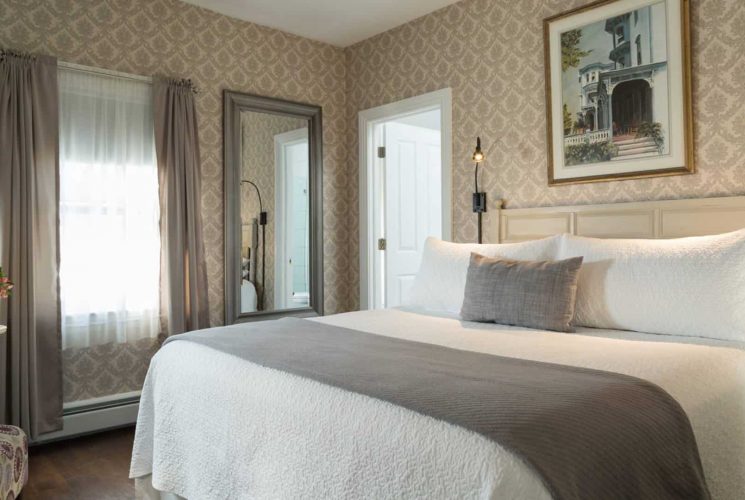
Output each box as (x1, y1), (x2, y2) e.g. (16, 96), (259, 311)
(377, 238), (386, 251)
(377, 146), (386, 159)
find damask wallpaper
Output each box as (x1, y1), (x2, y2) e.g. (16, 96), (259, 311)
(0, 0), (350, 322)
(62, 337), (160, 402)
(0, 0), (349, 401)
(2, 0), (745, 400)
(345, 0), (745, 308)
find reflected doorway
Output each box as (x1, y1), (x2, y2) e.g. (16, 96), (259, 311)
(274, 129), (310, 309)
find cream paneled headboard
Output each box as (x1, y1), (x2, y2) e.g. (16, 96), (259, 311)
(496, 196), (745, 243)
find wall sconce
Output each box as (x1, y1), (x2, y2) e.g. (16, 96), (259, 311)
(241, 179), (267, 310)
(471, 137), (486, 243)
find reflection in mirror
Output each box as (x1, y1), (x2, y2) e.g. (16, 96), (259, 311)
(224, 91), (322, 324)
(239, 111), (310, 314)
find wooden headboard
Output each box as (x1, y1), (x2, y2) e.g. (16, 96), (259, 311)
(496, 196), (745, 243)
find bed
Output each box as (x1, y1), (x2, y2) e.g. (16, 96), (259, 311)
(130, 196), (745, 499)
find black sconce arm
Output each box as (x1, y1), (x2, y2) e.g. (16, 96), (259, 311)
(241, 180), (267, 225)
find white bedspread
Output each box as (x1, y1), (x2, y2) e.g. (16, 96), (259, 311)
(130, 308), (745, 499)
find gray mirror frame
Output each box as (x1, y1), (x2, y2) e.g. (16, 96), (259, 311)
(224, 90), (324, 324)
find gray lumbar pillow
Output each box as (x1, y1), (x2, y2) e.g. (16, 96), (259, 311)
(460, 253), (584, 333)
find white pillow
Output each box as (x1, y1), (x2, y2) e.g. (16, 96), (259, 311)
(406, 236), (561, 314)
(557, 229), (745, 341)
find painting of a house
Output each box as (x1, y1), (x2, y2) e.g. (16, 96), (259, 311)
(561, 2), (669, 166)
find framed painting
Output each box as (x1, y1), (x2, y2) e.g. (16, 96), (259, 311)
(544, 0), (693, 185)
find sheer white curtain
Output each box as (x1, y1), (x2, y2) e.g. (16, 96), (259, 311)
(58, 68), (160, 350)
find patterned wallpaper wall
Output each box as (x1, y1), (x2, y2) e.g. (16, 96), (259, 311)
(5, 0), (742, 323)
(345, 0), (745, 308)
(62, 337), (160, 402)
(2, 0), (745, 399)
(0, 0), (350, 323)
(240, 111), (308, 311)
(0, 0), (348, 401)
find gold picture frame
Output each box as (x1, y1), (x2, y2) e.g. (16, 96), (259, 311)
(543, 0), (693, 186)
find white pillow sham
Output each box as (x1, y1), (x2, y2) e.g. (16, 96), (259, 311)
(557, 229), (745, 341)
(406, 236), (561, 314)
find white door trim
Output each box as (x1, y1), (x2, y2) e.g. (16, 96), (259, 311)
(274, 128), (309, 309)
(358, 88), (453, 310)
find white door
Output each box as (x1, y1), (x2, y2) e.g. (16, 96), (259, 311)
(378, 121), (442, 307)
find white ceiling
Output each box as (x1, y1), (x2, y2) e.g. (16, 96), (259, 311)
(181, 0), (463, 47)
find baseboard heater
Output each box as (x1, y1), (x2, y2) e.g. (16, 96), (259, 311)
(32, 392), (141, 445)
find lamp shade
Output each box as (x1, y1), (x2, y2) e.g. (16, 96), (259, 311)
(472, 136), (484, 163)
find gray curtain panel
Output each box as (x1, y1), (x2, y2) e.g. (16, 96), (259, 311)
(0, 51), (63, 438)
(153, 78), (210, 335)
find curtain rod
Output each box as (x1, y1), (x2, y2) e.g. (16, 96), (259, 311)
(58, 61), (152, 84)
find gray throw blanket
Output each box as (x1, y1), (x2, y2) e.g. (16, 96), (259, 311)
(165, 317), (710, 500)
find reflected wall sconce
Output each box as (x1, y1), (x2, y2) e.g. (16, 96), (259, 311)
(471, 137), (486, 243)
(241, 179), (267, 310)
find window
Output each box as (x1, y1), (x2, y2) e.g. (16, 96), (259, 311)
(636, 35), (643, 65)
(58, 67), (160, 350)
(616, 25), (625, 43)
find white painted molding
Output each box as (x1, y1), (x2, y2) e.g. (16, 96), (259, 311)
(358, 88), (453, 310)
(496, 196), (745, 243)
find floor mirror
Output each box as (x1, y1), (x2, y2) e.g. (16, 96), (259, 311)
(224, 91), (323, 323)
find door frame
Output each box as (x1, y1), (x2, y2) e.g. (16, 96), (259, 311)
(274, 127), (310, 309)
(358, 88), (452, 310)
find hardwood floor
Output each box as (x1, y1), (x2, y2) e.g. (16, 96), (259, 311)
(23, 427), (136, 500)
